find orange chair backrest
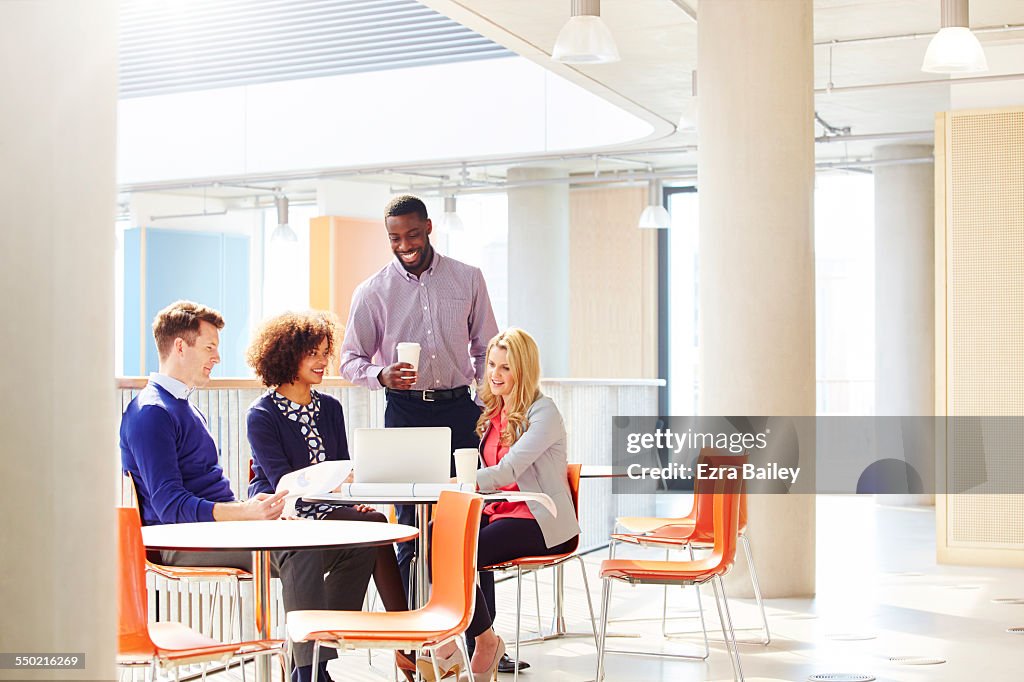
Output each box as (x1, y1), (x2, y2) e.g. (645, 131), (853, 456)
(707, 473), (743, 571)
(117, 506), (156, 658)
(567, 463), (582, 512)
(429, 491), (484, 630)
(122, 472), (140, 510)
(690, 449), (748, 544)
(562, 463), (583, 552)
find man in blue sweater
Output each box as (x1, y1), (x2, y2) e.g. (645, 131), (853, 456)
(121, 300), (373, 682)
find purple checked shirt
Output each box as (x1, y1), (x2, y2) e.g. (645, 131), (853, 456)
(339, 252), (498, 391)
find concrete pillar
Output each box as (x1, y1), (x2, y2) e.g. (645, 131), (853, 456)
(507, 167), (570, 376)
(0, 2), (117, 679)
(875, 144), (936, 504)
(698, 0), (816, 597)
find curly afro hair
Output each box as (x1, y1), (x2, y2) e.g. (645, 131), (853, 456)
(246, 310), (340, 387)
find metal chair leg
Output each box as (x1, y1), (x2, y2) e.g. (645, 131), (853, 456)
(595, 578), (612, 682)
(514, 566), (523, 682)
(660, 549), (670, 636)
(575, 555), (599, 645)
(696, 582), (709, 659)
(533, 568), (543, 637)
(691, 545), (708, 654)
(454, 635), (474, 682)
(311, 641), (322, 682)
(740, 534), (771, 645)
(711, 576), (745, 681)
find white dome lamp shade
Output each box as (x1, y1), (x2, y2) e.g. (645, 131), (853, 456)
(922, 0), (988, 73)
(638, 179), (671, 230)
(552, 0), (620, 64)
(270, 193), (298, 243)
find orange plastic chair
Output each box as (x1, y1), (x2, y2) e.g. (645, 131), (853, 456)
(286, 490), (484, 682)
(122, 472), (252, 642)
(609, 449), (770, 645)
(596, 474), (746, 682)
(478, 463), (597, 681)
(117, 507), (285, 679)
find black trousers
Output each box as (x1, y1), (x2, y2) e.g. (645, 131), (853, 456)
(384, 391), (482, 597)
(160, 545), (375, 667)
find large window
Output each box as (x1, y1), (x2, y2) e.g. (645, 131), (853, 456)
(437, 192), (510, 329)
(814, 172), (875, 415)
(663, 172), (876, 416)
(665, 187), (699, 415)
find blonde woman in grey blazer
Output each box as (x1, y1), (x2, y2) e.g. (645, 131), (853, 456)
(419, 328), (580, 682)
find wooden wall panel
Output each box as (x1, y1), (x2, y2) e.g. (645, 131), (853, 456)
(569, 186), (658, 378)
(936, 107), (1024, 567)
(309, 215), (390, 327)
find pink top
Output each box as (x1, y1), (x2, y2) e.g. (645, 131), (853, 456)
(481, 414), (534, 521)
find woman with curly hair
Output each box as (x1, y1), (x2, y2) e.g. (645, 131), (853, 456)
(419, 328), (580, 682)
(245, 310), (414, 681)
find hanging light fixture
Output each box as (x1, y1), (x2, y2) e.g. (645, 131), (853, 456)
(440, 195), (465, 232)
(677, 69), (698, 132)
(552, 0), (620, 64)
(921, 0), (988, 73)
(270, 192), (298, 243)
(638, 179), (671, 230)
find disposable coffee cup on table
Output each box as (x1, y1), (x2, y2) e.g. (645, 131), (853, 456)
(453, 448), (479, 487)
(396, 342), (420, 380)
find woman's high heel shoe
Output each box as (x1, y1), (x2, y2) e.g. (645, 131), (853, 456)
(395, 651), (417, 682)
(472, 637), (506, 682)
(416, 647), (463, 681)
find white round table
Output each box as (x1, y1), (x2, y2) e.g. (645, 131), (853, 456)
(142, 519), (418, 682)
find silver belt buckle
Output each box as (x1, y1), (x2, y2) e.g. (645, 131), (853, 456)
(422, 390), (435, 402)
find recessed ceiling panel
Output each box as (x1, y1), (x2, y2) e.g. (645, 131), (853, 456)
(119, 0), (512, 98)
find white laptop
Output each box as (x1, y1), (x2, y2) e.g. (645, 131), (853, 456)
(352, 427), (452, 483)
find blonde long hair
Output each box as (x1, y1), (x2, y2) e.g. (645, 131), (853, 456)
(476, 328), (542, 446)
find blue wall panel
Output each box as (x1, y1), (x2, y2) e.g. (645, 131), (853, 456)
(123, 227), (251, 377)
(220, 234), (251, 377)
(123, 228), (143, 375)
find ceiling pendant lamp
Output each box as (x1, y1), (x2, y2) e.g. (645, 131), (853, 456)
(638, 180), (671, 230)
(921, 0), (988, 73)
(270, 193), (298, 242)
(440, 195), (465, 232)
(677, 70), (698, 132)
(552, 0), (620, 64)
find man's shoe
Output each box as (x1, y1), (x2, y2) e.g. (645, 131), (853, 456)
(496, 653), (530, 673)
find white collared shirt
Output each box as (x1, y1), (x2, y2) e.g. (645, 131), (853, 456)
(149, 372), (192, 400)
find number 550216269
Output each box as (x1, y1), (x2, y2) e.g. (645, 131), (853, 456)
(1, 654), (84, 669)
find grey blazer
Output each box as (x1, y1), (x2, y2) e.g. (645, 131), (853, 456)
(475, 395), (581, 548)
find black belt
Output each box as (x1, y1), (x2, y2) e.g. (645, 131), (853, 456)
(386, 386), (470, 403)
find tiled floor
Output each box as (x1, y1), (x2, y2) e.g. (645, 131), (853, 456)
(206, 497), (1024, 682)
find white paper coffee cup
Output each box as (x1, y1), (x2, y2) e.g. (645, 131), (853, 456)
(396, 342), (420, 375)
(453, 448), (479, 486)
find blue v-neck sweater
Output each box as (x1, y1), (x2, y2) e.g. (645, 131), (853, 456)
(120, 382), (235, 525)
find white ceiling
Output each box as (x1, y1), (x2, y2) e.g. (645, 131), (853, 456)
(122, 0), (1024, 200)
(420, 0), (1024, 159)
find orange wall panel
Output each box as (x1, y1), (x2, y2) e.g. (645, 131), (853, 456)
(308, 215), (390, 328)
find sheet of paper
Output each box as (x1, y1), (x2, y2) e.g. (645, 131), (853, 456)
(496, 491), (557, 516)
(276, 460), (352, 516)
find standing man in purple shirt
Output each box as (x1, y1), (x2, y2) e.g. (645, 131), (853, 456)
(340, 194), (498, 592)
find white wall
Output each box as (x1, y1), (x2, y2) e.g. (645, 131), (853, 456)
(118, 57), (655, 184)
